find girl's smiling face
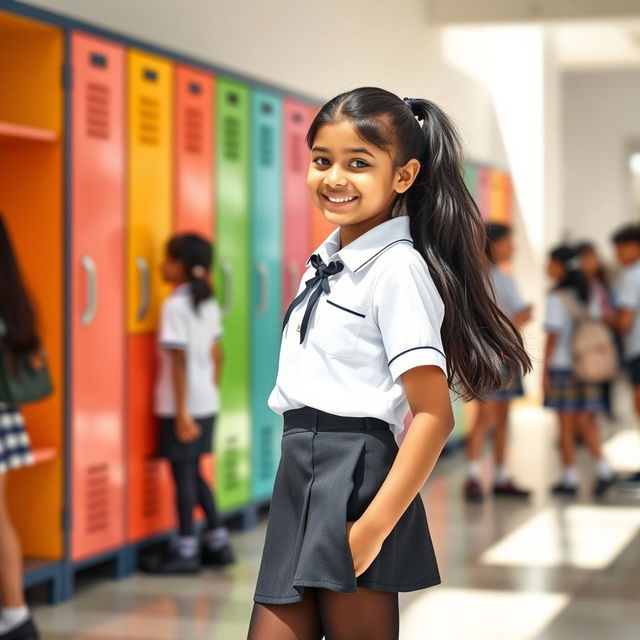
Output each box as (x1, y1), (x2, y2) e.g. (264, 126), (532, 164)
(307, 119), (420, 243)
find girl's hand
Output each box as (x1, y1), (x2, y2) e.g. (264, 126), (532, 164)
(543, 368), (551, 397)
(346, 520), (384, 577)
(176, 412), (200, 443)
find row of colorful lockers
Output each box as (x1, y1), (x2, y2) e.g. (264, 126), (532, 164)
(0, 6), (513, 579)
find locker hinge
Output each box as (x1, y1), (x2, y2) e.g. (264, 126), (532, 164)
(61, 505), (72, 532)
(61, 63), (72, 91)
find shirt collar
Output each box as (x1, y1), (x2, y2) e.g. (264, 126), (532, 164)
(305, 216), (413, 273)
(173, 283), (191, 296)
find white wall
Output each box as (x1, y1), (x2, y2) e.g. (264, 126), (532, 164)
(25, 0), (507, 166)
(562, 68), (640, 263)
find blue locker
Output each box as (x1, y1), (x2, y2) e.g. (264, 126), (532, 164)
(250, 90), (284, 500)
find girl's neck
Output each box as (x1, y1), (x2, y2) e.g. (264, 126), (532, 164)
(338, 211), (392, 250)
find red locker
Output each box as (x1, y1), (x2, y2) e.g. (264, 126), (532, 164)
(174, 65), (215, 237)
(70, 33), (126, 561)
(282, 98), (313, 308)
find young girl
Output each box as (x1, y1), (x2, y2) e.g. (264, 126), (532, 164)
(464, 223), (533, 502)
(146, 233), (234, 573)
(247, 88), (530, 640)
(543, 245), (616, 497)
(0, 215), (40, 640)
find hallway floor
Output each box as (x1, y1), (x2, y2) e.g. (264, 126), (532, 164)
(32, 402), (640, 639)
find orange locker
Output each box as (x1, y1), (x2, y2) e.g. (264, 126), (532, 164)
(70, 33), (126, 561)
(127, 50), (175, 542)
(283, 99), (313, 308)
(174, 64), (216, 501)
(489, 169), (510, 224)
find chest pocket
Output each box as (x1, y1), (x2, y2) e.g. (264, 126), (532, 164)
(310, 298), (368, 359)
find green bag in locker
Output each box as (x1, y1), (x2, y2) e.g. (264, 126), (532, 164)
(215, 77), (252, 511)
(250, 90), (283, 501)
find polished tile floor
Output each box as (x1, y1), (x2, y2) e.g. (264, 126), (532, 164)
(32, 397), (640, 639)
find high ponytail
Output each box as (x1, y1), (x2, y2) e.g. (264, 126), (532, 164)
(307, 87), (531, 399)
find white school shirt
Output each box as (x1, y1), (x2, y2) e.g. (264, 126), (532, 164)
(490, 265), (528, 318)
(268, 215), (448, 439)
(543, 289), (601, 370)
(154, 285), (223, 418)
(616, 259), (640, 361)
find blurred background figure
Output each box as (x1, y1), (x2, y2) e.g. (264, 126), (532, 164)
(463, 223), (533, 502)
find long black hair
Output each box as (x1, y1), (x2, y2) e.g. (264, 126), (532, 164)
(306, 87), (531, 399)
(166, 233), (213, 312)
(576, 241), (610, 291)
(549, 244), (590, 304)
(0, 214), (41, 357)
(485, 223), (511, 263)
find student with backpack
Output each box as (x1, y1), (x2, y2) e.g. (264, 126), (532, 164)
(543, 245), (616, 497)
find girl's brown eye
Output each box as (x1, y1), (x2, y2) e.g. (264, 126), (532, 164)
(313, 157), (330, 166)
(350, 159), (369, 169)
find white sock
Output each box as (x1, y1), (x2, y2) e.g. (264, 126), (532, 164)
(0, 606), (29, 633)
(494, 465), (510, 486)
(562, 466), (578, 486)
(596, 458), (614, 480)
(466, 461), (481, 480)
(205, 526), (229, 551)
(177, 536), (198, 559)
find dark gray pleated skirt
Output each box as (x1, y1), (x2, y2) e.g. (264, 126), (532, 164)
(253, 407), (440, 605)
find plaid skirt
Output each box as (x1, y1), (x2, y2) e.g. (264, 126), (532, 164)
(0, 403), (34, 474)
(485, 372), (525, 402)
(544, 369), (604, 413)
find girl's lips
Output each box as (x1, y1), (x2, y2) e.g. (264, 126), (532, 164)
(322, 193), (359, 208)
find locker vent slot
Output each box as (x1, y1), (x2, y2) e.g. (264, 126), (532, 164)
(184, 106), (204, 155)
(86, 82), (110, 139)
(259, 125), (274, 167)
(143, 461), (161, 519)
(259, 425), (273, 480)
(223, 116), (240, 161)
(139, 96), (160, 146)
(85, 463), (109, 534)
(290, 133), (304, 173)
(293, 111), (303, 123)
(261, 101), (273, 114)
(90, 52), (108, 68)
(189, 81), (202, 95)
(223, 445), (240, 491)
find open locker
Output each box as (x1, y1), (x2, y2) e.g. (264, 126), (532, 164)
(250, 89), (283, 501)
(126, 49), (175, 542)
(215, 77), (252, 512)
(69, 32), (126, 562)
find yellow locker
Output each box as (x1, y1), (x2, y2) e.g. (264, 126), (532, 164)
(127, 50), (172, 332)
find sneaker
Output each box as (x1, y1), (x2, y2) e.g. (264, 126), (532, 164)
(593, 474), (618, 496)
(493, 480), (532, 499)
(202, 542), (236, 567)
(622, 471), (640, 485)
(141, 549), (201, 575)
(0, 618), (39, 640)
(551, 481), (578, 497)
(464, 477), (484, 503)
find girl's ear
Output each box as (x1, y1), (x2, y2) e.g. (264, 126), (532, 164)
(394, 158), (421, 194)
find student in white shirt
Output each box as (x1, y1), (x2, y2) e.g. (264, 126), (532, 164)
(248, 88), (531, 640)
(464, 223), (533, 502)
(611, 224), (640, 485)
(543, 245), (615, 497)
(145, 233), (234, 574)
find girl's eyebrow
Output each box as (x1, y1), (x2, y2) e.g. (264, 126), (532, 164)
(311, 145), (376, 159)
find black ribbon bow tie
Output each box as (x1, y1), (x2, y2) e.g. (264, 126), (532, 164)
(282, 254), (344, 344)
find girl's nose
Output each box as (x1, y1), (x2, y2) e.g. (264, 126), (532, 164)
(324, 165), (347, 187)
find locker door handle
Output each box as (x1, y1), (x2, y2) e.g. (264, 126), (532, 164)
(256, 262), (269, 316)
(80, 255), (98, 326)
(288, 261), (299, 300)
(136, 257), (150, 322)
(221, 259), (233, 317)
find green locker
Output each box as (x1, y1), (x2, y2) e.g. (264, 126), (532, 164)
(215, 77), (252, 511)
(250, 90), (283, 500)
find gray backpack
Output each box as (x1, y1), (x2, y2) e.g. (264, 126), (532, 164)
(557, 292), (618, 383)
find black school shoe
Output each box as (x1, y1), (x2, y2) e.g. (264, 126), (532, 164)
(593, 474), (618, 497)
(0, 618), (39, 640)
(141, 549), (201, 574)
(463, 477), (484, 503)
(493, 480), (532, 499)
(201, 542), (236, 567)
(550, 481), (578, 497)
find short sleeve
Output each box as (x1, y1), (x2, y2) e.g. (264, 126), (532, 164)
(617, 269), (640, 311)
(159, 299), (188, 350)
(543, 292), (566, 333)
(501, 276), (527, 316)
(211, 300), (223, 343)
(373, 258), (447, 382)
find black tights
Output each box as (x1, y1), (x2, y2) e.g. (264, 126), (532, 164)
(247, 586), (399, 640)
(170, 457), (222, 536)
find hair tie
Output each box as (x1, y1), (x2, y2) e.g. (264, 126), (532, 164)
(191, 265), (207, 279)
(403, 96), (415, 112)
